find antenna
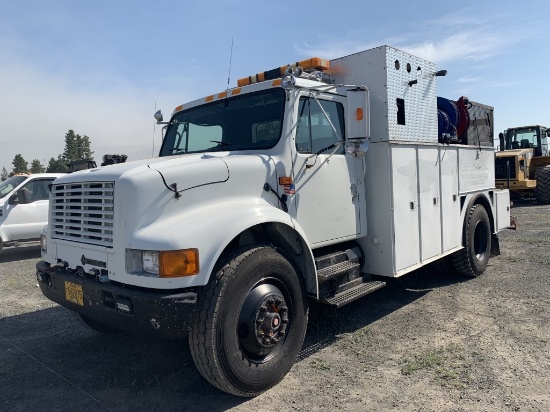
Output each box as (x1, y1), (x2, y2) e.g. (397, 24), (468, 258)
(226, 37), (234, 93)
(152, 100), (156, 157)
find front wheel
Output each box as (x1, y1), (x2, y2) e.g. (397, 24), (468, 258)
(189, 246), (308, 397)
(452, 204), (491, 277)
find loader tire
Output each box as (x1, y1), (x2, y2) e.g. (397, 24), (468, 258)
(189, 246), (308, 397)
(452, 204), (491, 277)
(534, 165), (550, 204)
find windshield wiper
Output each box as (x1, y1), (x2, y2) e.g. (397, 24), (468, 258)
(210, 141), (233, 149)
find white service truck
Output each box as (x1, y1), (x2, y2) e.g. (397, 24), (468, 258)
(0, 173), (65, 253)
(37, 46), (511, 397)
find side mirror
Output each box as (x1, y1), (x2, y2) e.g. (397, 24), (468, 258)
(154, 110), (163, 122)
(17, 188), (31, 204)
(546, 130), (550, 138)
(346, 87), (370, 141)
(346, 87), (370, 158)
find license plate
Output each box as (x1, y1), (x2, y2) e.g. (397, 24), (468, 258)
(65, 281), (84, 306)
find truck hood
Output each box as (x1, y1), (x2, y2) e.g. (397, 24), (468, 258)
(148, 154), (229, 191)
(52, 154), (229, 186)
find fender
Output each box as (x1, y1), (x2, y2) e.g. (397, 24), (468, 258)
(125, 197), (317, 294)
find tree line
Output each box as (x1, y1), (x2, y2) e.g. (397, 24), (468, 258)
(1, 130), (93, 181)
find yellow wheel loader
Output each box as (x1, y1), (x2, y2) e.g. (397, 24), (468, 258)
(496, 125), (550, 203)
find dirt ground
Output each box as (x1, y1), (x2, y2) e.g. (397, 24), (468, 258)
(1, 201), (549, 412)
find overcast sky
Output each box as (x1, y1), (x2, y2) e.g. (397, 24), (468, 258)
(1, 0), (548, 172)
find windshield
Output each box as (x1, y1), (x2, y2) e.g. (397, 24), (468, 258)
(0, 175), (28, 199)
(159, 88), (285, 156)
(505, 127), (539, 150)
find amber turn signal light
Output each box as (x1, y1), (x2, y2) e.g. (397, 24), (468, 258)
(159, 249), (199, 277)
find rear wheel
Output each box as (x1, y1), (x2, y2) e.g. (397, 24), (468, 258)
(189, 246), (308, 397)
(535, 165), (550, 204)
(452, 204), (491, 277)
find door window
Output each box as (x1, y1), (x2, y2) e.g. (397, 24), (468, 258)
(22, 179), (54, 202)
(296, 98), (345, 154)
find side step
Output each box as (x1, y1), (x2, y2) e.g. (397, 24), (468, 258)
(318, 260), (360, 282)
(321, 280), (386, 308)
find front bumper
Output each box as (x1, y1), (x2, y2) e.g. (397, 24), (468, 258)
(36, 261), (197, 339)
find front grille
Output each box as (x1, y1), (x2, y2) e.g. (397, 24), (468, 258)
(51, 182), (114, 247)
(495, 156), (516, 180)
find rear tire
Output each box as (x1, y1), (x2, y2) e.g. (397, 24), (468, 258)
(189, 246), (308, 397)
(535, 165), (550, 204)
(452, 204), (491, 277)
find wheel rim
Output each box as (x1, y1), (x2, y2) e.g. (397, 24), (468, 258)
(237, 279), (290, 364)
(473, 220), (489, 261)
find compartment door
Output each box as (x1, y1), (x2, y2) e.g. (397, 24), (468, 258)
(418, 146), (442, 261)
(391, 145), (420, 272)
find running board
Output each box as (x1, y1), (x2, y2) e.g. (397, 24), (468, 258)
(321, 280), (386, 308)
(317, 260), (361, 282)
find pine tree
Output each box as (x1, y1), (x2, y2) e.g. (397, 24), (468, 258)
(30, 159), (46, 173)
(76, 134), (94, 160)
(1, 167), (8, 181)
(46, 155), (68, 173)
(62, 129), (79, 164)
(61, 130), (94, 163)
(12, 154), (29, 174)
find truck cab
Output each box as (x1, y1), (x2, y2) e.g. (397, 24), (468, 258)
(0, 173), (65, 253)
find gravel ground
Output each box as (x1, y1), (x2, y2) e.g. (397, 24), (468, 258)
(1, 201), (549, 412)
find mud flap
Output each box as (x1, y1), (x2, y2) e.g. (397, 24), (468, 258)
(490, 234), (500, 257)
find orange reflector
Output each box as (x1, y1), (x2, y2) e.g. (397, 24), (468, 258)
(174, 105), (184, 112)
(218, 91), (227, 99)
(356, 108), (364, 121)
(272, 79), (282, 86)
(231, 88), (241, 95)
(205, 95), (214, 102)
(159, 249), (199, 277)
(279, 176), (293, 185)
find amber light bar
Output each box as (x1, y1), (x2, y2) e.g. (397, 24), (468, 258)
(237, 57), (330, 87)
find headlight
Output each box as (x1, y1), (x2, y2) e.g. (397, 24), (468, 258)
(126, 249), (199, 277)
(142, 251), (159, 275)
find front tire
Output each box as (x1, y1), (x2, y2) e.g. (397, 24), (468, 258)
(189, 246), (308, 397)
(452, 204), (491, 277)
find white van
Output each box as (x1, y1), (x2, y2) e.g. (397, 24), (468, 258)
(0, 173), (64, 253)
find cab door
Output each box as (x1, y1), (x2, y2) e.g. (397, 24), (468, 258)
(288, 94), (361, 245)
(3, 178), (55, 241)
